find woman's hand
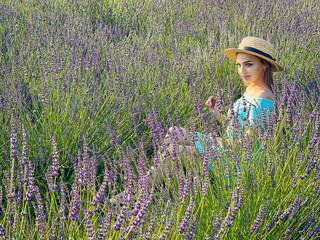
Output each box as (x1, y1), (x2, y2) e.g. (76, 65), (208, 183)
(205, 96), (216, 111)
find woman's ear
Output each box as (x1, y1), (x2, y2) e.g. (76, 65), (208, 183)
(263, 62), (268, 71)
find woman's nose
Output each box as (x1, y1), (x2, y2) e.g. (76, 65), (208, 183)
(239, 66), (246, 74)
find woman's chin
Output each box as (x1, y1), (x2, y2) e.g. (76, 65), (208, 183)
(242, 80), (250, 86)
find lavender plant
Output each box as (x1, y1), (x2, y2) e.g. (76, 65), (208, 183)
(0, 0), (319, 238)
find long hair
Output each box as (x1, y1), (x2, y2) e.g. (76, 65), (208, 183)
(259, 58), (274, 93)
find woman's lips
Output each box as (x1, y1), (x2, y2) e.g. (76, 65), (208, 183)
(242, 75), (250, 80)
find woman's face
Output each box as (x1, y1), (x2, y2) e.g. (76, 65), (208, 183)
(236, 53), (267, 87)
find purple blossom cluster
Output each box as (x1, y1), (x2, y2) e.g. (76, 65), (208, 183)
(249, 202), (269, 234)
(179, 197), (194, 235)
(0, 224), (8, 240)
(278, 195), (300, 222)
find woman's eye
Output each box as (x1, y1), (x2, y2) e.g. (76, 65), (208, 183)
(246, 63), (252, 67)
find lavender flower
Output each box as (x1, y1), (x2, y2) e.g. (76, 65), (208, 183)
(182, 172), (192, 201)
(25, 161), (35, 201)
(34, 186), (47, 236)
(51, 137), (59, 176)
(69, 182), (80, 221)
(285, 227), (292, 235)
(177, 173), (185, 202)
(303, 208), (315, 231)
(308, 217), (320, 238)
(91, 175), (107, 207)
(289, 164), (297, 189)
(278, 195), (300, 222)
(228, 82), (234, 117)
(267, 207), (281, 232)
(202, 150), (210, 197)
(137, 145), (147, 186)
(280, 81), (288, 111)
(81, 137), (90, 187)
(237, 185), (245, 209)
(59, 179), (67, 222)
(130, 186), (154, 229)
(209, 212), (221, 238)
(113, 192), (129, 231)
(142, 215), (156, 240)
(85, 212), (95, 240)
(309, 101), (319, 123)
(159, 210), (174, 240)
(0, 224), (8, 240)
(249, 202), (269, 234)
(179, 197), (194, 234)
(186, 214), (198, 240)
(50, 217), (57, 240)
(21, 124), (29, 166)
(8, 114), (17, 200)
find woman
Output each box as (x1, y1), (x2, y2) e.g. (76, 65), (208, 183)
(167, 36), (283, 156)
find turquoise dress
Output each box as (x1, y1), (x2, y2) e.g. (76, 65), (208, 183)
(194, 95), (274, 154)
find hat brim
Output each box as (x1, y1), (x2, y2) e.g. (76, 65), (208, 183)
(224, 48), (284, 72)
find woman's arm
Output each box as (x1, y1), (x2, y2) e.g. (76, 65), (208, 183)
(205, 96), (227, 125)
(209, 106), (227, 124)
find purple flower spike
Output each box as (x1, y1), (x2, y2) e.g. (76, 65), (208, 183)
(85, 212), (95, 240)
(308, 217), (320, 238)
(46, 166), (57, 194)
(22, 125), (29, 166)
(69, 181), (80, 221)
(202, 150), (210, 197)
(34, 187), (47, 235)
(0, 224), (8, 240)
(285, 227), (292, 235)
(59, 179), (67, 221)
(249, 202), (269, 234)
(267, 207), (281, 232)
(81, 137), (90, 187)
(25, 161), (35, 201)
(186, 214), (198, 240)
(303, 208), (315, 231)
(10, 114), (18, 161)
(278, 195), (300, 221)
(159, 210), (174, 240)
(179, 198), (194, 234)
(51, 136), (60, 176)
(97, 208), (111, 240)
(91, 176), (107, 206)
(182, 172), (192, 201)
(8, 115), (17, 200)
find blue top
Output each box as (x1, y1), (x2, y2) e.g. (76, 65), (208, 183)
(225, 95), (274, 139)
(194, 95), (274, 154)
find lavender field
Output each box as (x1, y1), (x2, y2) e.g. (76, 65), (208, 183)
(0, 0), (320, 239)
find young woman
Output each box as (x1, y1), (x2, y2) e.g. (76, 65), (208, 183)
(167, 36), (283, 155)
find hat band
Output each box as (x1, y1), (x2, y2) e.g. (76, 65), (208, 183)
(242, 46), (276, 61)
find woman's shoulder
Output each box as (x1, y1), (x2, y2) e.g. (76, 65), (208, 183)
(245, 87), (274, 101)
(257, 90), (274, 101)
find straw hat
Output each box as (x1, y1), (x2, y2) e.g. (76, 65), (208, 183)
(224, 36), (284, 72)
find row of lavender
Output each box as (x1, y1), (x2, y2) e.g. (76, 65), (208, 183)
(0, 0), (320, 238)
